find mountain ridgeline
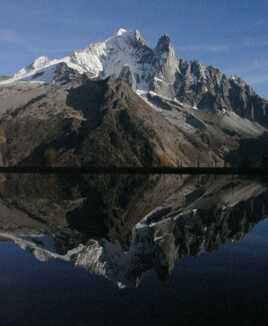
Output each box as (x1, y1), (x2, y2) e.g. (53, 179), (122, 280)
(0, 29), (267, 167)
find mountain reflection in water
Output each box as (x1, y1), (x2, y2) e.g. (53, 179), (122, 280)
(0, 173), (267, 289)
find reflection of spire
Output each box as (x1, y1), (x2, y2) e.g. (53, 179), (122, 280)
(71, 180), (268, 287)
(1, 175), (268, 288)
(0, 232), (70, 263)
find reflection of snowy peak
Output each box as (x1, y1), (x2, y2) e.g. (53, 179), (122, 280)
(1, 176), (267, 288)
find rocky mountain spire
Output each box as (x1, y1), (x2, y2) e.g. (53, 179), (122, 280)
(155, 34), (176, 56)
(152, 34), (178, 98)
(156, 34), (170, 50)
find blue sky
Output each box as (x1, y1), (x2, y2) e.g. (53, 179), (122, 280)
(0, 0), (267, 98)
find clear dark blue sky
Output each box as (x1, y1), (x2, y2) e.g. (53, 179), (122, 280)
(0, 0), (267, 98)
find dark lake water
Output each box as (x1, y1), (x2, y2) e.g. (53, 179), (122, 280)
(0, 173), (268, 326)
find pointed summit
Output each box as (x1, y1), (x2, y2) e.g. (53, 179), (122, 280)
(29, 56), (50, 71)
(133, 30), (147, 46)
(116, 28), (128, 36)
(115, 28), (147, 45)
(156, 34), (172, 52)
(14, 56), (50, 78)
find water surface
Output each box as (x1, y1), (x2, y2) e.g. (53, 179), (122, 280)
(0, 174), (268, 326)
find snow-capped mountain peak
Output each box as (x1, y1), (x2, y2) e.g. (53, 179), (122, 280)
(2, 28), (154, 86)
(1, 28), (266, 128)
(14, 56), (51, 78)
(31, 56), (50, 69)
(0, 28), (177, 91)
(116, 28), (128, 36)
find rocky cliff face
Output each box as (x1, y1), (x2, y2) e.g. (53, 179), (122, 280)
(173, 60), (268, 126)
(0, 76), (256, 167)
